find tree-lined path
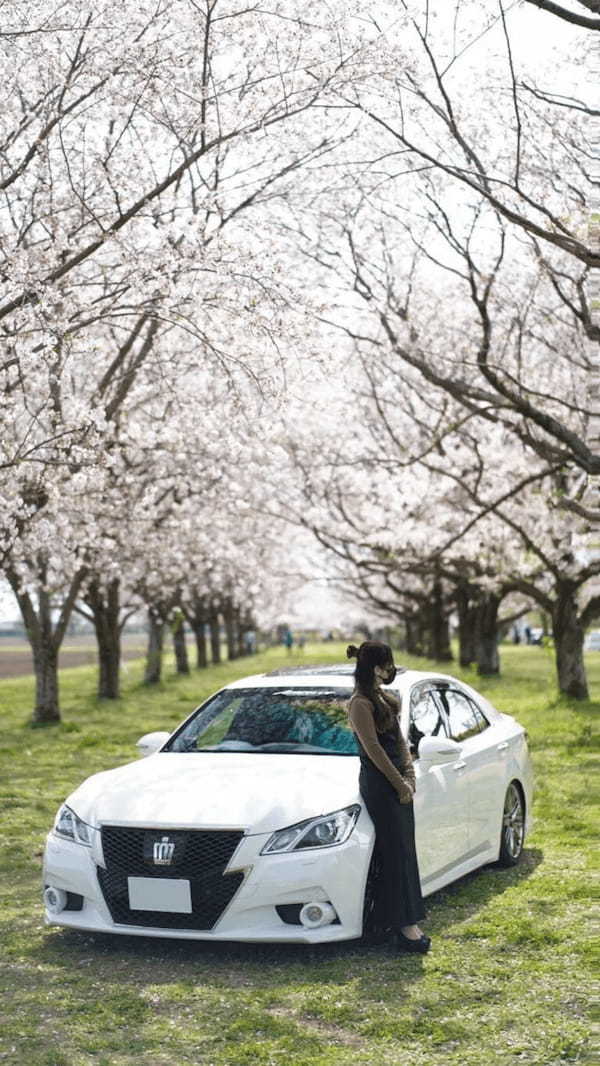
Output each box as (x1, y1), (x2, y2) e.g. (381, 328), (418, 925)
(0, 1), (597, 723)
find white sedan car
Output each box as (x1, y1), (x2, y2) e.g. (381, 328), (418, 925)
(43, 665), (533, 944)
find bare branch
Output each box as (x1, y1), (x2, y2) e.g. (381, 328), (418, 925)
(523, 0), (600, 30)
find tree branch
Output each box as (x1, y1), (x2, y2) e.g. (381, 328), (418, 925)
(524, 0), (600, 30)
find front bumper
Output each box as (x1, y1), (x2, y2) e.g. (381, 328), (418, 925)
(42, 812), (373, 943)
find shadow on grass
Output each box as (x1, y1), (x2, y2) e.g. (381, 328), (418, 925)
(425, 845), (544, 926)
(36, 847), (543, 989)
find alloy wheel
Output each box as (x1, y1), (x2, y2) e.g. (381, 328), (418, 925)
(502, 783), (524, 860)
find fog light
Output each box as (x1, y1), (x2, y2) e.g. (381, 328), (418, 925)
(44, 886), (68, 914)
(299, 902), (336, 928)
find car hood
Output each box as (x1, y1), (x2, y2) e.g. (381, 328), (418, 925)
(65, 752), (361, 835)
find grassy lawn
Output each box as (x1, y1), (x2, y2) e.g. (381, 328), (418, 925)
(0, 643), (597, 1066)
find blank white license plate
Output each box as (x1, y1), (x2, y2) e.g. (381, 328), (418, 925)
(127, 877), (192, 913)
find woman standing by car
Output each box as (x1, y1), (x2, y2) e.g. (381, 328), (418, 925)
(347, 641), (430, 953)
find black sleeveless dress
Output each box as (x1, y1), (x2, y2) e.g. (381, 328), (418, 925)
(357, 716), (426, 931)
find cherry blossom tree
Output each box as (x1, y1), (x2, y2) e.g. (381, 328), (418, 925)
(0, 0), (355, 337)
(0, 0), (369, 721)
(251, 1), (597, 700)
(3, 0), (597, 723)
(268, 307), (597, 696)
(273, 1), (596, 485)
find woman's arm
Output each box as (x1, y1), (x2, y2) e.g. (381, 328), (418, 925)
(381, 691), (417, 791)
(398, 732), (416, 791)
(348, 696), (414, 802)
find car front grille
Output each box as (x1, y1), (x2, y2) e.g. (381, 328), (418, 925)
(97, 826), (245, 930)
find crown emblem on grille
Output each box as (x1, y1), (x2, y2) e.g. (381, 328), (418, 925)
(152, 836), (175, 865)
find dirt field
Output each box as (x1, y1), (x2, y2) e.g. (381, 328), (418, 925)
(0, 633), (147, 679)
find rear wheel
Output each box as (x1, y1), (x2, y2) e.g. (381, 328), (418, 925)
(498, 781), (525, 866)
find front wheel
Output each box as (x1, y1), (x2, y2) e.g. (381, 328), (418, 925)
(497, 781), (525, 867)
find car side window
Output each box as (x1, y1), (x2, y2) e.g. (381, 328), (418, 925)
(468, 697), (490, 734)
(408, 687), (447, 756)
(439, 688), (487, 743)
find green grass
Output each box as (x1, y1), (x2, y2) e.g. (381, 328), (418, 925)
(0, 643), (598, 1066)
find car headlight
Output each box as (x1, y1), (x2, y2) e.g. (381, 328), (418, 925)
(261, 805), (360, 855)
(54, 805), (95, 847)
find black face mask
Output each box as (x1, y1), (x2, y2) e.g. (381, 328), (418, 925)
(381, 665), (397, 685)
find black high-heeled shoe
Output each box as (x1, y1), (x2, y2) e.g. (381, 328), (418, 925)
(395, 931), (431, 954)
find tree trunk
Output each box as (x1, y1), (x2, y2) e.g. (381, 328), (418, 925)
(223, 600), (237, 661)
(144, 607), (165, 684)
(31, 640), (60, 724)
(432, 612), (453, 661)
(181, 596), (208, 669)
(7, 561), (85, 724)
(85, 578), (121, 699)
(426, 578), (453, 662)
(405, 613), (424, 656)
(209, 608), (221, 664)
(456, 583), (478, 668)
(235, 607), (246, 658)
(475, 592), (501, 676)
(172, 611), (190, 675)
(194, 623), (208, 669)
(552, 583), (588, 699)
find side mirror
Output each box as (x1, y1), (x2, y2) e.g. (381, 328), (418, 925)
(418, 736), (462, 766)
(136, 731), (170, 757)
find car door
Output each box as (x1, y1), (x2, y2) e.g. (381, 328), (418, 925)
(407, 683), (470, 885)
(437, 686), (504, 859)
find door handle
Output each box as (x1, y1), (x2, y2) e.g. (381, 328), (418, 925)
(452, 761), (467, 771)
(497, 742), (509, 751)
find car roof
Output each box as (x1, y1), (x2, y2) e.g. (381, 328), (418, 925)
(222, 665), (502, 720)
(266, 664), (359, 677)
(226, 665), (450, 691)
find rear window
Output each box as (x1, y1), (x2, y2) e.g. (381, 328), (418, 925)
(165, 688), (359, 756)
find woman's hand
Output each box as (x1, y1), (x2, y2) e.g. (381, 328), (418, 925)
(396, 780), (414, 804)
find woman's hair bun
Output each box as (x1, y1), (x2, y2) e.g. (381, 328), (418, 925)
(346, 644), (359, 660)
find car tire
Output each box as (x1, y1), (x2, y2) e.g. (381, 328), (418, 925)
(497, 781), (525, 867)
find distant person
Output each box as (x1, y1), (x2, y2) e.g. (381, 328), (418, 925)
(284, 629), (294, 654)
(524, 625), (532, 645)
(346, 641), (429, 954)
(244, 630), (256, 655)
(298, 634), (306, 652)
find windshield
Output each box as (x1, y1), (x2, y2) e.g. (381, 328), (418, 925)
(165, 687), (359, 756)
